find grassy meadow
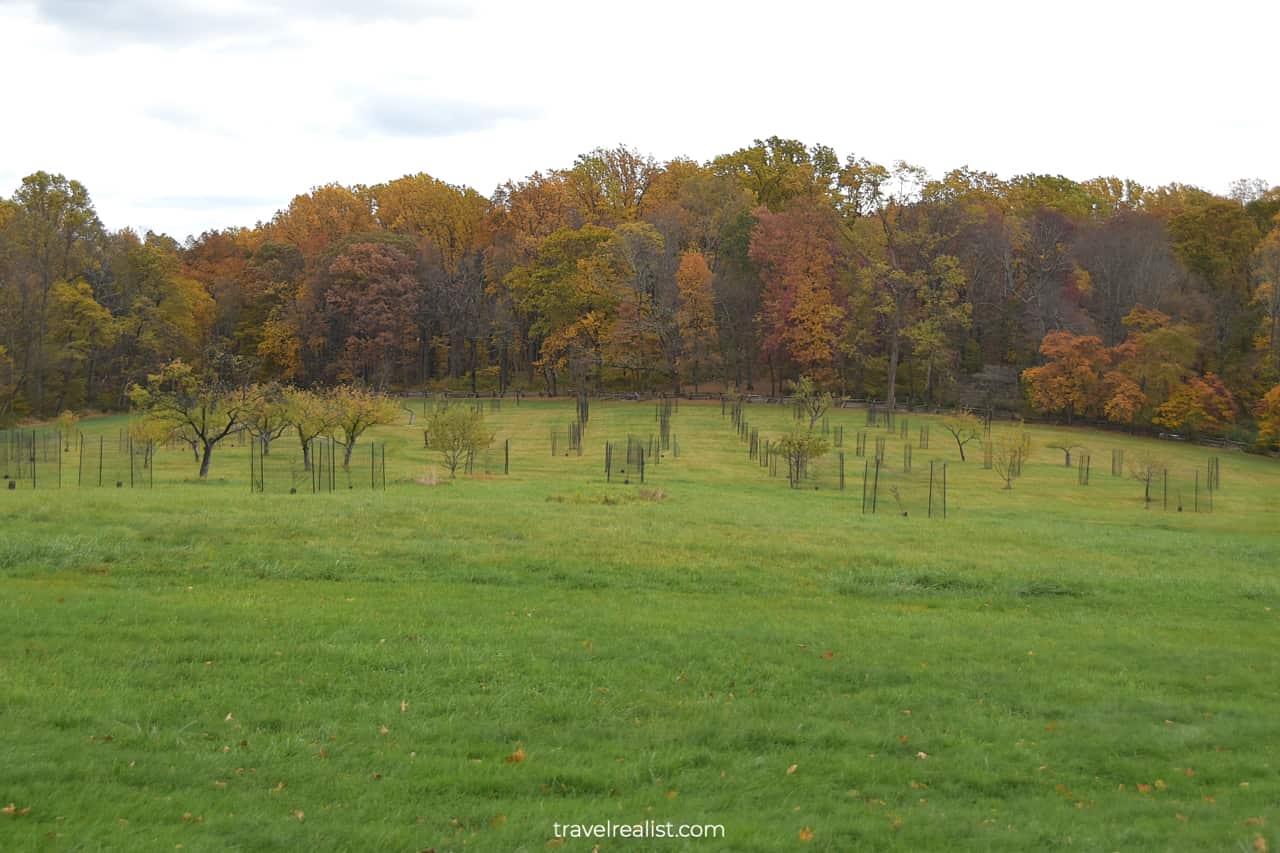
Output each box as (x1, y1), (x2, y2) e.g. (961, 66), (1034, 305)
(1, 399), (1278, 851)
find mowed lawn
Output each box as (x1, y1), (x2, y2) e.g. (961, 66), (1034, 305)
(1, 400), (1278, 852)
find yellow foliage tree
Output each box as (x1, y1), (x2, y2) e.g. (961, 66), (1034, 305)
(128, 360), (257, 479)
(327, 384), (401, 468)
(1256, 384), (1280, 449)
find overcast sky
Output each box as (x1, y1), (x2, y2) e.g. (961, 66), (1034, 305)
(0, 0), (1274, 240)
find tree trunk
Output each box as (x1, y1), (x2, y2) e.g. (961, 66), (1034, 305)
(86, 352), (97, 408)
(199, 442), (213, 479)
(885, 307), (901, 411)
(343, 441), (355, 468)
(470, 339), (478, 395)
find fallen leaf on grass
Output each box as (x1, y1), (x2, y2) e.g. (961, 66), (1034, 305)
(786, 764), (798, 775)
(798, 827), (814, 842)
(506, 746), (526, 764)
(270, 781), (285, 794)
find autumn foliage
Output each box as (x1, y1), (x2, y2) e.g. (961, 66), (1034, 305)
(1021, 332), (1111, 422)
(1, 149), (1277, 444)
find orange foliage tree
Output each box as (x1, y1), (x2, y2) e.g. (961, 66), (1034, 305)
(1020, 331), (1111, 422)
(1153, 373), (1236, 434)
(674, 250), (720, 393)
(749, 201), (845, 385)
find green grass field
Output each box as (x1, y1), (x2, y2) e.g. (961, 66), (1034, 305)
(1, 399), (1278, 851)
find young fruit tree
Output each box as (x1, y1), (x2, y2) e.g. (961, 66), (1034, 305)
(1128, 451), (1167, 507)
(940, 409), (982, 461)
(283, 387), (337, 471)
(243, 383), (291, 456)
(128, 414), (173, 469)
(428, 405), (493, 477)
(329, 385), (400, 467)
(128, 360), (257, 479)
(1047, 442), (1086, 466)
(56, 410), (79, 450)
(991, 428), (1032, 489)
(792, 375), (834, 431)
(776, 425), (829, 488)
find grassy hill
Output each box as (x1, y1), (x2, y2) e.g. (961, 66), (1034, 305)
(1, 400), (1277, 851)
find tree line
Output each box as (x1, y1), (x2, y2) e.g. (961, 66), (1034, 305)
(2, 139), (1280, 445)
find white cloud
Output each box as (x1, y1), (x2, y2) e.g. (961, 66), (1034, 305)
(350, 93), (539, 138)
(1, 0), (468, 47)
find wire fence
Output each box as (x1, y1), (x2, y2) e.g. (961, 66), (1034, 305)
(250, 436), (387, 493)
(0, 429), (155, 489)
(77, 432), (155, 488)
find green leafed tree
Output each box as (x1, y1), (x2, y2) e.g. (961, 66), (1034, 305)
(776, 425), (829, 488)
(427, 405), (494, 477)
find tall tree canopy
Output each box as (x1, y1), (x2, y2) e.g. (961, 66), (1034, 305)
(1, 149), (1275, 444)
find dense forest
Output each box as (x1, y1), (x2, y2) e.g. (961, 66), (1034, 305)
(3, 138), (1280, 444)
